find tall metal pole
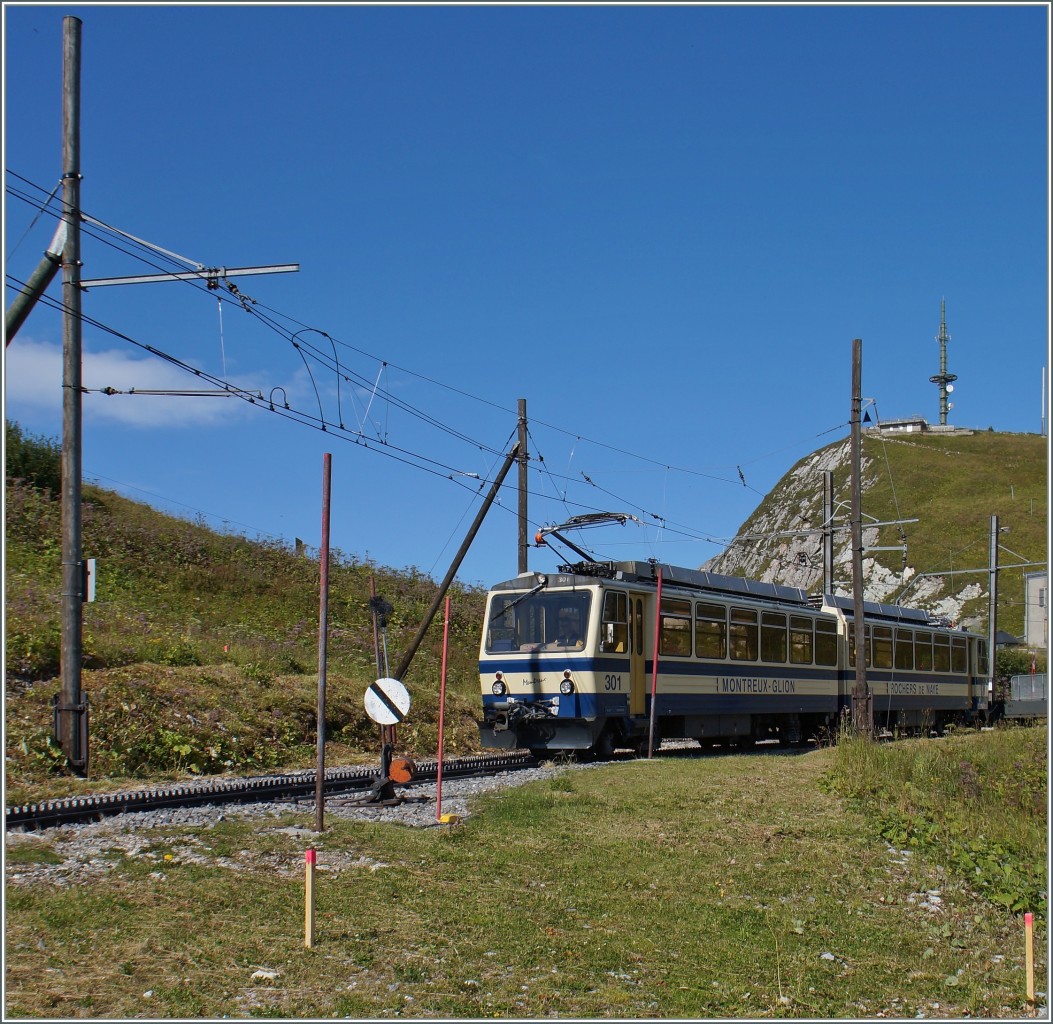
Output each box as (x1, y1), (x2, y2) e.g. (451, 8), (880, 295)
(988, 514), (999, 706)
(518, 398), (529, 575)
(59, 15), (86, 773)
(315, 453), (332, 832)
(850, 339), (871, 735)
(929, 299), (957, 427)
(647, 566), (664, 758)
(822, 470), (834, 595)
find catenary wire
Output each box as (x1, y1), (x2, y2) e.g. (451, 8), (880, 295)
(7, 169), (849, 551)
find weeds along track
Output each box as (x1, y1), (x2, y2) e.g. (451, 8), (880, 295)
(5, 751), (537, 832)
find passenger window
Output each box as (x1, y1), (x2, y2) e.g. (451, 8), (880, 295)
(695, 602), (727, 660)
(894, 629), (914, 671)
(951, 637), (967, 673)
(872, 626), (893, 669)
(790, 615), (813, 665)
(730, 607), (758, 661)
(915, 633), (933, 671)
(659, 597), (692, 657)
(934, 635), (951, 672)
(815, 618), (838, 666)
(848, 624), (872, 668)
(976, 639), (989, 678)
(761, 612), (787, 663)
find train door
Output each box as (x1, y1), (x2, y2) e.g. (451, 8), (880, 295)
(629, 592), (648, 716)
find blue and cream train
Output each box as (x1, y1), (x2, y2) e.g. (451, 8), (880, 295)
(478, 560), (991, 757)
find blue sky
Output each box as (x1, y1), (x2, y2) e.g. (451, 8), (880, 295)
(4, 3), (1049, 590)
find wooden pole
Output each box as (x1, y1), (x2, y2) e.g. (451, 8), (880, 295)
(315, 454), (332, 832)
(59, 14), (86, 774)
(648, 566), (664, 758)
(850, 339), (872, 736)
(988, 515), (1000, 708)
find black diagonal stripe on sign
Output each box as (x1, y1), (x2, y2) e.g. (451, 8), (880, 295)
(368, 681), (406, 722)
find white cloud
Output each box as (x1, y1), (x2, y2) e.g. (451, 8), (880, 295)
(4, 338), (256, 428)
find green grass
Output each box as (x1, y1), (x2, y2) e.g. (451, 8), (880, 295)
(825, 724), (1047, 915)
(5, 730), (1047, 1019)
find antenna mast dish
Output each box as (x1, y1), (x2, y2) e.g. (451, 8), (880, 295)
(928, 298), (958, 426)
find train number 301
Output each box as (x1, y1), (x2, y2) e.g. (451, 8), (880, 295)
(603, 674), (623, 691)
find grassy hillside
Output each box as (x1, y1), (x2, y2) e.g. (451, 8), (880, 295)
(713, 430), (1047, 640)
(5, 451), (490, 794)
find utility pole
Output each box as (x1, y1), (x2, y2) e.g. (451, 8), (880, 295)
(518, 398), (529, 575)
(822, 470), (834, 595)
(850, 339), (872, 735)
(315, 453), (332, 833)
(58, 15), (87, 774)
(988, 514), (1000, 705)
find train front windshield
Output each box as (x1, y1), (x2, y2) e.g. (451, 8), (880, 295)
(484, 590), (592, 653)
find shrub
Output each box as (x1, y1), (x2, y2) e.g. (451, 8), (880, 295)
(5, 421), (61, 494)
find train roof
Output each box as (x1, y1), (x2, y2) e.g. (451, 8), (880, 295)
(614, 561), (811, 605)
(489, 562), (976, 633)
(489, 560), (812, 607)
(820, 593), (930, 625)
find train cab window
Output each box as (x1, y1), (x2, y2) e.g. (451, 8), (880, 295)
(848, 624), (872, 668)
(634, 599), (644, 656)
(485, 596), (519, 652)
(695, 602), (727, 660)
(659, 597), (692, 657)
(815, 617), (838, 665)
(872, 626), (893, 669)
(933, 634), (951, 672)
(894, 629), (914, 671)
(915, 632), (933, 671)
(730, 607), (759, 661)
(600, 591), (629, 653)
(951, 637), (967, 673)
(790, 615), (814, 665)
(553, 604), (585, 650)
(761, 612), (787, 663)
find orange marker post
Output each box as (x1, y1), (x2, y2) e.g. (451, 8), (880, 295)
(1025, 911), (1035, 1005)
(305, 848), (317, 948)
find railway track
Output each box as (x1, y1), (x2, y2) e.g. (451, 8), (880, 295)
(5, 751), (537, 832)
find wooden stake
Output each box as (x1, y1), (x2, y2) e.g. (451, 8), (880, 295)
(1025, 911), (1035, 1005)
(305, 848), (316, 948)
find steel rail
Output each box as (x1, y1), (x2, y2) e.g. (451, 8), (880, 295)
(6, 751), (536, 832)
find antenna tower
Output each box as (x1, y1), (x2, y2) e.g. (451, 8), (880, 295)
(929, 299), (957, 426)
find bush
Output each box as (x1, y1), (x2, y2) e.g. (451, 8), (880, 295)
(5, 421), (61, 494)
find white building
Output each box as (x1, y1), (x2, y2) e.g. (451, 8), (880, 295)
(1024, 570), (1048, 650)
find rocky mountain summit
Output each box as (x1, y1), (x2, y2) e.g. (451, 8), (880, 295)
(702, 431), (1045, 636)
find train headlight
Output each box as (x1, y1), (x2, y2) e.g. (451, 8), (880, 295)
(559, 675), (574, 695)
(492, 679), (507, 696)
